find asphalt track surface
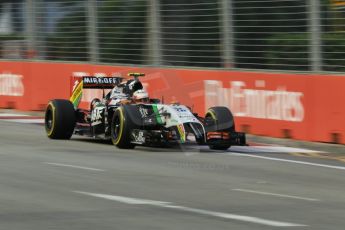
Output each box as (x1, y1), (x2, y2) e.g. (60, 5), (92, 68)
(1, 120), (345, 230)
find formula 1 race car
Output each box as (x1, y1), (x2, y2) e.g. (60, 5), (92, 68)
(44, 73), (246, 150)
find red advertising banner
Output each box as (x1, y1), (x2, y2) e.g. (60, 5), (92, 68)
(0, 61), (344, 144)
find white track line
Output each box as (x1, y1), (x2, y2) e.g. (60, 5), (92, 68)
(232, 189), (319, 202)
(3, 119), (44, 123)
(0, 113), (29, 117)
(226, 153), (345, 171)
(44, 162), (105, 172)
(74, 191), (307, 227)
(230, 146), (322, 153)
(197, 145), (323, 154)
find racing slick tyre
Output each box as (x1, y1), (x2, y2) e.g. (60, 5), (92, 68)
(45, 99), (76, 139)
(205, 106), (235, 150)
(111, 105), (140, 149)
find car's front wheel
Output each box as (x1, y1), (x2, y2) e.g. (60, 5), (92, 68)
(111, 106), (136, 149)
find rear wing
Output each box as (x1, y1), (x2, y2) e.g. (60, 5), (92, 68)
(82, 76), (123, 89)
(70, 76), (122, 109)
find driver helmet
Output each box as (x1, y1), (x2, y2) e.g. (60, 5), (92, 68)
(128, 80), (143, 95)
(133, 89), (149, 103)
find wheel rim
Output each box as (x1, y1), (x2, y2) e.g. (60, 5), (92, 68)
(113, 115), (121, 141)
(45, 108), (53, 132)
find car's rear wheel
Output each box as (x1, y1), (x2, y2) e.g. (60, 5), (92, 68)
(205, 106), (235, 150)
(45, 99), (76, 139)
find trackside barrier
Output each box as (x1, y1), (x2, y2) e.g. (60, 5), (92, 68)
(0, 61), (344, 144)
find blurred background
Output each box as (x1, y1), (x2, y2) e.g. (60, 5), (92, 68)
(0, 0), (344, 72)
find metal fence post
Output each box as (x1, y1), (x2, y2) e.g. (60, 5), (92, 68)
(148, 0), (162, 66)
(25, 0), (36, 59)
(36, 0), (46, 60)
(87, 0), (99, 63)
(221, 0), (234, 68)
(309, 0), (322, 72)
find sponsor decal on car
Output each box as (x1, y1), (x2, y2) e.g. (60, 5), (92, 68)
(91, 106), (103, 126)
(132, 130), (145, 143)
(83, 77), (119, 85)
(139, 106), (149, 118)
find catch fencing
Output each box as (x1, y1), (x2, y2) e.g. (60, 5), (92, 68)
(0, 0), (344, 72)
